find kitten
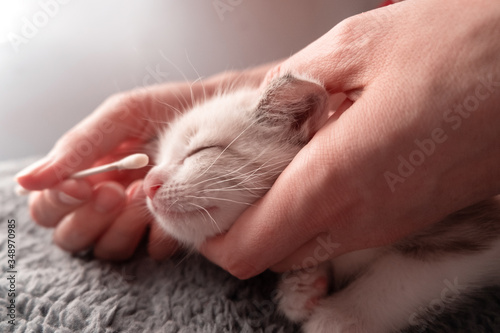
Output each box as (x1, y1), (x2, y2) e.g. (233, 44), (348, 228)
(144, 73), (500, 333)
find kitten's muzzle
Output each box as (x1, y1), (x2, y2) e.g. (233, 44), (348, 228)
(143, 171), (164, 199)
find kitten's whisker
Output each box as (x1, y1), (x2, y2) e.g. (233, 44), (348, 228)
(185, 51), (206, 103)
(173, 249), (196, 270)
(165, 198), (180, 216)
(151, 98), (184, 119)
(152, 82), (191, 115)
(185, 195), (254, 207)
(196, 119), (260, 179)
(157, 53), (202, 110)
(160, 50), (196, 87)
(192, 167), (277, 197)
(188, 202), (222, 234)
(203, 186), (272, 193)
(208, 187), (271, 198)
(204, 158), (289, 190)
(188, 161), (284, 198)
(191, 149), (280, 188)
(232, 160), (281, 186)
(189, 79), (201, 110)
(189, 158), (257, 188)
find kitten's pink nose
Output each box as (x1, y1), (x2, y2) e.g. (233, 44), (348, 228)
(148, 184), (162, 199)
(143, 174), (163, 199)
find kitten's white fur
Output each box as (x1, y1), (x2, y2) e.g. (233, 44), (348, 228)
(145, 74), (500, 333)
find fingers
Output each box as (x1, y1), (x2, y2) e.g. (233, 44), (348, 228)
(200, 202), (318, 279)
(52, 182), (126, 253)
(199, 200), (319, 280)
(93, 180), (151, 260)
(91, 179), (181, 261)
(92, 179), (180, 261)
(29, 179), (93, 228)
(30, 177), (179, 260)
(15, 85), (177, 191)
(199, 167), (315, 279)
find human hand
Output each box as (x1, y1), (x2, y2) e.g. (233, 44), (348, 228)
(201, 0), (500, 279)
(16, 65), (272, 260)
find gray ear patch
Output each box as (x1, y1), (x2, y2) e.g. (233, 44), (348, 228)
(256, 73), (329, 144)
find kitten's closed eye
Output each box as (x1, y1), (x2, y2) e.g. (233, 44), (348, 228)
(187, 145), (221, 158)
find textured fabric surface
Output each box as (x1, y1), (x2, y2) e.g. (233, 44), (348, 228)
(0, 158), (499, 333)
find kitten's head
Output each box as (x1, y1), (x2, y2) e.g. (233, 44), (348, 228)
(144, 74), (330, 247)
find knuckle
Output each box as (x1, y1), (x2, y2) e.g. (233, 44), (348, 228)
(331, 13), (376, 48)
(29, 200), (53, 227)
(331, 10), (390, 57)
(332, 15), (361, 45)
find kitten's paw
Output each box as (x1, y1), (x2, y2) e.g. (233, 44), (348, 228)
(277, 264), (330, 322)
(304, 306), (363, 333)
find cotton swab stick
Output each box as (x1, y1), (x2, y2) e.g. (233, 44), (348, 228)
(15, 153), (149, 196)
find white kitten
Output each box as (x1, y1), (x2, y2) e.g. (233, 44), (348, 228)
(144, 74), (500, 333)
(144, 74), (328, 247)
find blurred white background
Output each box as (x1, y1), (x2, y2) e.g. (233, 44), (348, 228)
(0, 0), (380, 161)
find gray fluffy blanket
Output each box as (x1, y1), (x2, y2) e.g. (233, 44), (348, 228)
(0, 158), (499, 333)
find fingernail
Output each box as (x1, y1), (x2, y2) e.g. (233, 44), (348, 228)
(58, 191), (85, 206)
(15, 157), (50, 179)
(15, 185), (30, 196)
(93, 183), (125, 213)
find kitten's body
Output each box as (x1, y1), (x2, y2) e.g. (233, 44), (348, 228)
(144, 74), (500, 333)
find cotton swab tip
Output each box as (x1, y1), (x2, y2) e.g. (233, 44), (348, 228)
(118, 153), (149, 170)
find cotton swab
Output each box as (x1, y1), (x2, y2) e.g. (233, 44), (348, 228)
(70, 153), (149, 178)
(15, 153), (149, 196)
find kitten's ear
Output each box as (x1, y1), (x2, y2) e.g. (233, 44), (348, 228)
(256, 73), (329, 144)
